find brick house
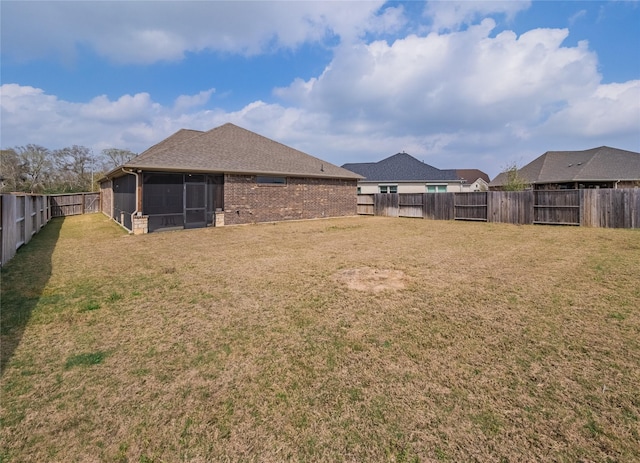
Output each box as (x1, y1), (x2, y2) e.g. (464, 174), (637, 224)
(99, 123), (361, 233)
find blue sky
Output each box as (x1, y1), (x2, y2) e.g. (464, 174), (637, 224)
(2, 1), (639, 178)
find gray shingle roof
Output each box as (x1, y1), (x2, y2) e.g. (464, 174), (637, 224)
(342, 153), (459, 182)
(121, 123), (361, 180)
(490, 146), (640, 186)
(132, 129), (204, 164)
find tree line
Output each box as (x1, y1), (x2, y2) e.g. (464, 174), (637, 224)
(0, 145), (136, 194)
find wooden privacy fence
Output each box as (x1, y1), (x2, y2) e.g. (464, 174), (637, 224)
(1, 192), (100, 267)
(49, 192), (100, 217)
(1, 193), (51, 266)
(357, 189), (640, 228)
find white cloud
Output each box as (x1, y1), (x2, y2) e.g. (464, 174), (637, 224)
(424, 0), (531, 32)
(569, 9), (588, 26)
(173, 89), (216, 113)
(275, 20), (601, 135)
(1, 1), (397, 64)
(1, 3), (638, 178)
(271, 18), (637, 171)
(542, 80), (640, 138)
(80, 93), (161, 123)
(1, 84), (159, 151)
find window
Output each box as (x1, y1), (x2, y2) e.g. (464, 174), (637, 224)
(427, 185), (447, 193)
(257, 176), (286, 185)
(379, 185), (397, 193)
(357, 186), (361, 194)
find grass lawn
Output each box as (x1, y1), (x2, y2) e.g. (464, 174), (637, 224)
(1, 214), (639, 462)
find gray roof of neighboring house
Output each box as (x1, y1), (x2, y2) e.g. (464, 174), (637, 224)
(108, 123), (361, 180)
(490, 146), (640, 186)
(342, 152), (459, 182)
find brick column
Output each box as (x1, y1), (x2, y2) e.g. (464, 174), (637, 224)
(214, 210), (225, 227)
(132, 215), (149, 235)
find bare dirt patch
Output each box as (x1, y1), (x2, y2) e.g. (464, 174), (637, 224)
(334, 267), (407, 292)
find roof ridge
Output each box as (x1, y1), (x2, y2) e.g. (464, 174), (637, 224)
(123, 122), (361, 179)
(133, 128), (205, 162)
(575, 147), (601, 175)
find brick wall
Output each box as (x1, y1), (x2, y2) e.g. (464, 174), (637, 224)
(224, 174), (358, 225)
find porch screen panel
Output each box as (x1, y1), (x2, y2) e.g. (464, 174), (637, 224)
(143, 173), (184, 232)
(113, 175), (136, 230)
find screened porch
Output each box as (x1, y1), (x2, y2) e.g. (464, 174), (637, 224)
(142, 173), (224, 232)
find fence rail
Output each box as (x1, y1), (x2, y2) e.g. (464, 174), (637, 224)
(357, 189), (640, 228)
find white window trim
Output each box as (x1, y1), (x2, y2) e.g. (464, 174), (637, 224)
(426, 184), (448, 193)
(379, 184), (398, 193)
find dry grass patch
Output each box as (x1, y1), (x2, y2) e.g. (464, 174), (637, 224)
(1, 214), (639, 462)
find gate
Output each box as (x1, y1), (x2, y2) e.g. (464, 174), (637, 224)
(50, 193), (100, 217)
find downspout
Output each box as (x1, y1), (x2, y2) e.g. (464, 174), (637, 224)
(110, 175), (114, 219)
(121, 168), (140, 231)
(103, 174), (113, 218)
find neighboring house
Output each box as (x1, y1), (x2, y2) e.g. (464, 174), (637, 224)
(489, 146), (640, 190)
(342, 152), (489, 193)
(454, 169), (490, 192)
(99, 123), (361, 232)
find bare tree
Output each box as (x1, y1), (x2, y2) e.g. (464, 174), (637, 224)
(1, 144), (136, 193)
(1, 148), (28, 192)
(53, 145), (95, 192)
(101, 148), (136, 169)
(14, 145), (53, 193)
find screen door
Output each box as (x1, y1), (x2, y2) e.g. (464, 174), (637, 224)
(185, 181), (206, 228)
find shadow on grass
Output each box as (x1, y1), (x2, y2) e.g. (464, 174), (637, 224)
(1, 217), (63, 376)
